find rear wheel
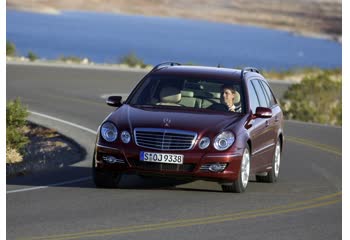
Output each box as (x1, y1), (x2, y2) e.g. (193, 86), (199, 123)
(92, 152), (121, 188)
(222, 145), (250, 193)
(256, 140), (281, 183)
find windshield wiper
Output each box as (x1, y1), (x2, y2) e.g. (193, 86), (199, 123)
(131, 104), (193, 110)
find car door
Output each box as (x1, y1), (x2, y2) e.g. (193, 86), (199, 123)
(260, 80), (281, 146)
(248, 79), (275, 170)
(247, 80), (266, 171)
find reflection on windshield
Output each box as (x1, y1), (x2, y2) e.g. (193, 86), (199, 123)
(128, 77), (244, 113)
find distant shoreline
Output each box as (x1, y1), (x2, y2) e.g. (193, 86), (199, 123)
(6, 7), (341, 44)
(6, 57), (341, 83)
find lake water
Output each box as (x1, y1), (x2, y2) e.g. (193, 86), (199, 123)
(6, 10), (342, 70)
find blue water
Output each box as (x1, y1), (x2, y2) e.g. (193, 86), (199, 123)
(6, 10), (342, 70)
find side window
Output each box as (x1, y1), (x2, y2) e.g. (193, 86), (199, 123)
(251, 80), (269, 108)
(260, 81), (277, 106)
(248, 81), (260, 113)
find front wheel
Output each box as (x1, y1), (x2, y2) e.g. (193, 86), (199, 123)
(222, 145), (251, 193)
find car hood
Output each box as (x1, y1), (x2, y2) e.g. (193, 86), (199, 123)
(107, 105), (245, 137)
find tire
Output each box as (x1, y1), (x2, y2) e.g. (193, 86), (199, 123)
(256, 139), (281, 183)
(92, 152), (121, 188)
(222, 145), (251, 193)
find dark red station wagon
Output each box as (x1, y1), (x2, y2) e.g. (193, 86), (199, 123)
(93, 63), (284, 192)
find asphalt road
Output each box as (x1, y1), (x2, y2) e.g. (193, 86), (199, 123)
(6, 62), (342, 240)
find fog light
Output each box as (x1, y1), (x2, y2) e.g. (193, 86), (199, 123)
(102, 155), (125, 164)
(208, 163), (227, 172)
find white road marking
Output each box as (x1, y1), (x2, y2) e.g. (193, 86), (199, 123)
(6, 177), (92, 194)
(7, 111), (97, 194)
(29, 111), (97, 134)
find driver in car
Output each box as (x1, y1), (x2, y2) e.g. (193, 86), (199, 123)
(221, 85), (241, 112)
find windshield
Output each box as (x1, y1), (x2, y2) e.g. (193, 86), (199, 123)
(127, 76), (244, 113)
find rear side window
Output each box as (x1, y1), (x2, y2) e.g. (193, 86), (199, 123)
(248, 81), (260, 113)
(260, 81), (277, 106)
(251, 80), (269, 108)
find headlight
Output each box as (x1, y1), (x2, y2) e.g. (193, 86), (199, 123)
(214, 131), (235, 151)
(121, 131), (131, 143)
(101, 122), (118, 142)
(199, 137), (210, 149)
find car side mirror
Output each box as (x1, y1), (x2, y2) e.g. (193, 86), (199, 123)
(254, 107), (272, 118)
(106, 96), (123, 107)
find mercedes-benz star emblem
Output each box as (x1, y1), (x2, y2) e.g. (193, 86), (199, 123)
(163, 118), (171, 127)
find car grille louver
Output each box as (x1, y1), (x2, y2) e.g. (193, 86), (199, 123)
(134, 128), (197, 150)
(135, 162), (195, 172)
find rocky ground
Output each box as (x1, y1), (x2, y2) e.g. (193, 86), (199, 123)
(7, 0), (342, 42)
(6, 122), (85, 177)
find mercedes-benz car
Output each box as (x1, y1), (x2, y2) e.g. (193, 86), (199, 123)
(93, 62), (284, 193)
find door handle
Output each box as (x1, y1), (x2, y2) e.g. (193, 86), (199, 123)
(265, 120), (269, 127)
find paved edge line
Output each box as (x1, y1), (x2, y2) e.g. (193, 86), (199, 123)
(29, 111), (97, 135)
(6, 177), (92, 194)
(286, 136), (341, 156)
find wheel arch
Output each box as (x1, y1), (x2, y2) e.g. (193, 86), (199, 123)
(247, 138), (252, 154)
(278, 133), (284, 153)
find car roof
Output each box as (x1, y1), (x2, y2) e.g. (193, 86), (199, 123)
(150, 65), (243, 81)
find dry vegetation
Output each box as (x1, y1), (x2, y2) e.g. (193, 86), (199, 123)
(7, 122), (83, 176)
(6, 123), (69, 164)
(7, 0), (341, 41)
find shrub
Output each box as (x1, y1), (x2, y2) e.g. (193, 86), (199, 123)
(6, 99), (29, 155)
(281, 71), (341, 126)
(261, 68), (341, 81)
(7, 99), (28, 127)
(6, 126), (29, 153)
(59, 55), (84, 63)
(6, 41), (16, 56)
(119, 52), (147, 68)
(27, 51), (38, 61)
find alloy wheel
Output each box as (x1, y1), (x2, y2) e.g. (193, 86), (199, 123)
(274, 142), (281, 178)
(241, 148), (250, 188)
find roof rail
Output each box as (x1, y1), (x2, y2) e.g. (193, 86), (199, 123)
(150, 62), (181, 73)
(240, 67), (260, 79)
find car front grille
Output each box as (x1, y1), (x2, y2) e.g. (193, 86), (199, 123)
(134, 128), (197, 151)
(135, 161), (195, 172)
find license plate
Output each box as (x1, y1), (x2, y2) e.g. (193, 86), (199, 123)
(140, 151), (183, 164)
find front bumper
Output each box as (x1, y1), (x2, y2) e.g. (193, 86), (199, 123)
(94, 144), (243, 183)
